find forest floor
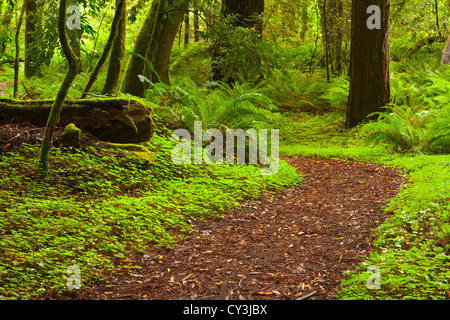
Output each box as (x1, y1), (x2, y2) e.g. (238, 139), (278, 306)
(79, 156), (405, 300)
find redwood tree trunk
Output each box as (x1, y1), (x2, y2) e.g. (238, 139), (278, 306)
(346, 0), (390, 128)
(25, 0), (41, 78)
(145, 0), (189, 86)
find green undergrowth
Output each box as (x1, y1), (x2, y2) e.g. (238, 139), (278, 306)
(0, 134), (301, 299)
(276, 111), (450, 300)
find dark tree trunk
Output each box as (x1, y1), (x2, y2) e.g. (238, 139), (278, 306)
(193, 1), (200, 42)
(103, 0), (127, 95)
(146, 0), (189, 86)
(120, 0), (165, 97)
(184, 8), (190, 46)
(212, 0), (264, 83)
(25, 0), (41, 78)
(221, 0), (264, 31)
(346, 0), (390, 128)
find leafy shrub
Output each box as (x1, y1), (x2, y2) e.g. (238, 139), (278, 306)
(145, 81), (280, 133)
(363, 102), (450, 155)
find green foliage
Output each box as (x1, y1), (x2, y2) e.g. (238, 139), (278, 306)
(0, 135), (301, 299)
(207, 16), (277, 84)
(363, 102), (450, 155)
(144, 81), (280, 133)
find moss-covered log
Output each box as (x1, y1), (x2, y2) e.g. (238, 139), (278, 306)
(0, 98), (154, 143)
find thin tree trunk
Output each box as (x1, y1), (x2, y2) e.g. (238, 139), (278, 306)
(14, 1), (26, 99)
(193, 1), (200, 42)
(300, 0), (309, 41)
(103, 0), (127, 95)
(24, 0), (40, 78)
(37, 0), (80, 177)
(81, 0), (126, 98)
(346, 0), (390, 128)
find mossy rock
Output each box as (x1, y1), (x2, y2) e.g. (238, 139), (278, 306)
(60, 123), (82, 148)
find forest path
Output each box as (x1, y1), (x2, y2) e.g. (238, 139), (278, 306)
(80, 156), (406, 300)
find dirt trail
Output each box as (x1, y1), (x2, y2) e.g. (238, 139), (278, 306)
(80, 156), (406, 300)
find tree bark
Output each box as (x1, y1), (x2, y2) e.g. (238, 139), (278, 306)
(441, 35), (450, 65)
(0, 98), (154, 143)
(14, 1), (26, 99)
(103, 0), (128, 95)
(212, 0), (265, 83)
(145, 0), (189, 86)
(37, 0), (80, 177)
(184, 8), (190, 46)
(24, 0), (41, 78)
(346, 0), (390, 128)
(120, 0), (165, 97)
(193, 1), (200, 42)
(81, 0), (126, 98)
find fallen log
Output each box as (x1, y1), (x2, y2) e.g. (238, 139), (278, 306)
(400, 35), (445, 61)
(0, 98), (154, 143)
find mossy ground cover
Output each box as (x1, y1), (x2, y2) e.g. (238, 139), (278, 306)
(0, 132), (301, 299)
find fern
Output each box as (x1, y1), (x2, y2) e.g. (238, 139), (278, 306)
(144, 80), (279, 134)
(364, 103), (450, 155)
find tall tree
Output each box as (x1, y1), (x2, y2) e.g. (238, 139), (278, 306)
(346, 0), (390, 128)
(81, 0), (126, 98)
(144, 0), (189, 86)
(37, 0), (80, 177)
(121, 0), (188, 97)
(24, 0), (41, 78)
(14, 1), (26, 98)
(193, 1), (200, 42)
(103, 0), (128, 95)
(120, 0), (166, 97)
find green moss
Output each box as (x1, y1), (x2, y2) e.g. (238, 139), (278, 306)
(61, 123), (82, 148)
(103, 142), (154, 166)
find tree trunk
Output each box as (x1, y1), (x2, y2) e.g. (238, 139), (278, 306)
(346, 0), (390, 128)
(441, 35), (450, 65)
(0, 98), (154, 143)
(37, 0), (80, 177)
(0, 1), (14, 57)
(184, 8), (190, 46)
(212, 0), (265, 82)
(221, 0), (265, 30)
(103, 0), (127, 95)
(193, 1), (200, 42)
(120, 0), (165, 97)
(145, 0), (189, 86)
(14, 1), (26, 99)
(81, 0), (126, 98)
(300, 0), (309, 41)
(24, 0), (41, 78)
